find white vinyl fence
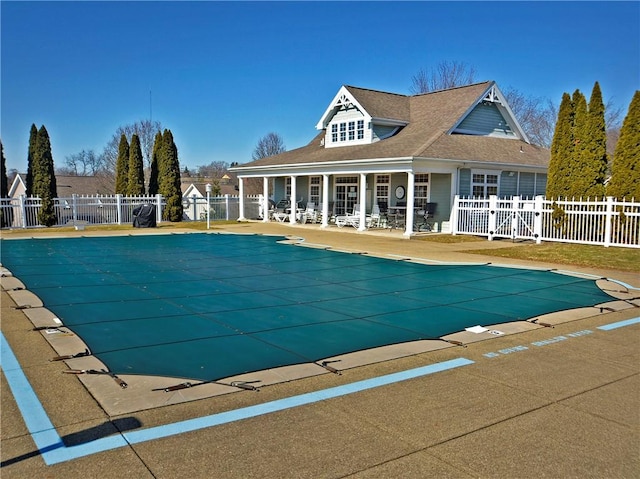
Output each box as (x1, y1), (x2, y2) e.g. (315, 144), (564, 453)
(0, 194), (265, 229)
(451, 195), (640, 248)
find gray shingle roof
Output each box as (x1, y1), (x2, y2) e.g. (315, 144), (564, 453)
(235, 81), (549, 171)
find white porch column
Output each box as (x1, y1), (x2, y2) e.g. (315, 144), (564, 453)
(404, 172), (415, 237)
(237, 178), (246, 221)
(321, 174), (330, 228)
(358, 173), (367, 231)
(289, 176), (297, 224)
(262, 177), (269, 222)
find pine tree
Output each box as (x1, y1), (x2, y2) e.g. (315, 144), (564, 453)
(159, 129), (183, 222)
(581, 82), (607, 197)
(25, 124), (38, 197)
(0, 141), (12, 227)
(115, 134), (129, 194)
(148, 131), (162, 195)
(127, 134), (145, 195)
(607, 91), (640, 199)
(547, 93), (575, 199)
(33, 126), (57, 226)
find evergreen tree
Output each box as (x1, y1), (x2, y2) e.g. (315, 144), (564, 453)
(127, 134), (145, 195)
(25, 124), (38, 196)
(581, 82), (608, 197)
(33, 126), (57, 226)
(148, 131), (162, 195)
(607, 91), (640, 199)
(569, 90), (588, 197)
(547, 93), (575, 199)
(159, 129), (183, 222)
(115, 134), (129, 194)
(0, 141), (12, 227)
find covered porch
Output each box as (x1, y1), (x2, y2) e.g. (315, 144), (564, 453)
(236, 164), (456, 237)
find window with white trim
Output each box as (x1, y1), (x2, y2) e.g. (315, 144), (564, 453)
(330, 120), (365, 144)
(472, 171), (499, 197)
(308, 176), (321, 206)
(375, 174), (390, 210)
(414, 173), (429, 208)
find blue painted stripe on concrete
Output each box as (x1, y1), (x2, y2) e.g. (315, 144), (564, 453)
(0, 334), (65, 458)
(1, 330), (474, 465)
(124, 358), (475, 445)
(597, 317), (640, 331)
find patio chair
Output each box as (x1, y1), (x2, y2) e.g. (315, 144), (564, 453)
(366, 204), (382, 228)
(302, 202), (319, 224)
(415, 202), (437, 232)
(336, 205), (360, 228)
(271, 199), (290, 222)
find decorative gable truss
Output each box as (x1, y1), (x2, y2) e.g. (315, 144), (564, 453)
(315, 86), (408, 148)
(450, 83), (530, 143)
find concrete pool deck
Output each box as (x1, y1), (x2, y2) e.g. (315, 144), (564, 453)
(2, 222), (639, 478)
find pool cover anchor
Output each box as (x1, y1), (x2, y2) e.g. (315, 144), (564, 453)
(50, 348), (91, 362)
(62, 368), (128, 389)
(318, 360), (342, 375)
(153, 379), (261, 393)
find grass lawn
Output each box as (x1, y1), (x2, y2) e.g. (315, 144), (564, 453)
(468, 242), (639, 273)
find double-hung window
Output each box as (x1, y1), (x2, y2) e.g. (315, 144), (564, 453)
(472, 171), (499, 197)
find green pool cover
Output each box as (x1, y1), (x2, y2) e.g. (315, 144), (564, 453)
(1, 233), (613, 381)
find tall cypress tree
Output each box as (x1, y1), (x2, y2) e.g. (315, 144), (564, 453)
(115, 134), (129, 194)
(607, 91), (640, 199)
(33, 126), (57, 226)
(581, 82), (608, 198)
(25, 124), (38, 197)
(547, 93), (575, 199)
(159, 129), (183, 222)
(148, 131), (162, 195)
(127, 134), (145, 195)
(569, 90), (588, 197)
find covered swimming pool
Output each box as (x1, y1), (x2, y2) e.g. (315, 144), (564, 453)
(1, 233), (614, 382)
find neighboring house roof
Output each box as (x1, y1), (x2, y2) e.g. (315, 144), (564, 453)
(180, 177), (241, 197)
(234, 81), (549, 173)
(55, 175), (114, 196)
(7, 174), (114, 198)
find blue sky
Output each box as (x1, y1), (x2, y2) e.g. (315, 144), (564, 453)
(2, 1), (639, 173)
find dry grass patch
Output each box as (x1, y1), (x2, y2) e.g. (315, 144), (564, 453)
(464, 242), (640, 273)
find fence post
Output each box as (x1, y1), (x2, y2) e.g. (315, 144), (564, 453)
(156, 194), (163, 223)
(72, 194), (78, 225)
(450, 195), (460, 235)
(19, 195), (27, 229)
(116, 194), (123, 225)
(225, 195), (230, 221)
(510, 196), (520, 240)
(488, 195), (498, 241)
(604, 196), (614, 248)
(533, 196), (543, 244)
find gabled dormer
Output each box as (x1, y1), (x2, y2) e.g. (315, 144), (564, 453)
(316, 86), (409, 148)
(449, 82), (530, 143)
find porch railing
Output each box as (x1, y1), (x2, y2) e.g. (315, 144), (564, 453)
(451, 195), (640, 248)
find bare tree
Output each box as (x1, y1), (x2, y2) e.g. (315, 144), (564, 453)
(195, 161), (230, 178)
(102, 119), (163, 174)
(252, 132), (286, 161)
(58, 149), (106, 176)
(410, 61), (477, 94)
(501, 87), (557, 148)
